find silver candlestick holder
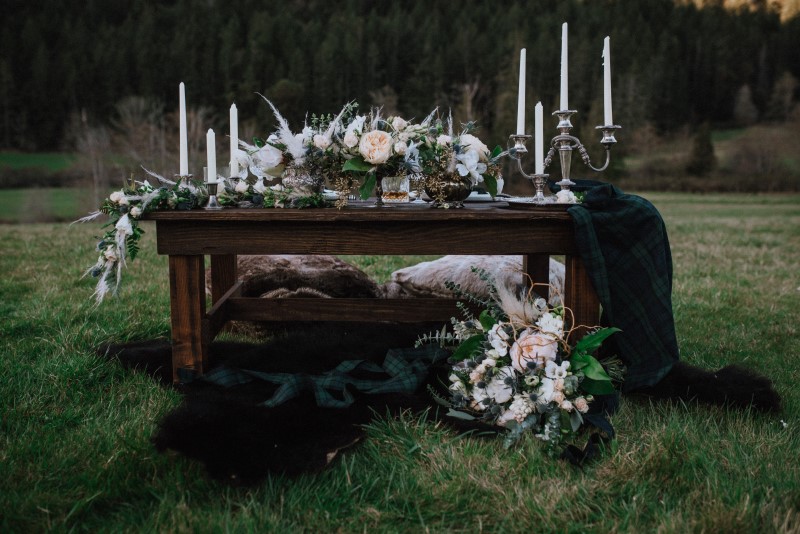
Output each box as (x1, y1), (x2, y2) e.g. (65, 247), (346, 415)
(506, 134), (550, 204)
(204, 181), (222, 210)
(507, 111), (621, 203)
(203, 167), (223, 210)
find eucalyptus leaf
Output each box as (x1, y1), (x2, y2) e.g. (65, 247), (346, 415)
(446, 409), (478, 421)
(491, 145), (503, 159)
(570, 409), (584, 432)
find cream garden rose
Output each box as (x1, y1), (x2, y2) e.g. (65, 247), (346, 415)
(459, 133), (490, 161)
(510, 328), (559, 372)
(109, 191), (129, 205)
(313, 134), (332, 150)
(359, 130), (393, 164)
(391, 116), (408, 131)
(574, 397), (590, 413)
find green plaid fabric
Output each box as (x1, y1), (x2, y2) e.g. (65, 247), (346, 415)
(200, 344), (448, 408)
(567, 182), (679, 391)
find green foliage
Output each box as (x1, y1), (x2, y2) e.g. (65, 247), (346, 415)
(2, 193), (800, 531)
(686, 123), (717, 176)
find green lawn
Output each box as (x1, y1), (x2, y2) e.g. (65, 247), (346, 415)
(0, 151), (77, 172)
(0, 187), (94, 223)
(1, 193), (799, 532)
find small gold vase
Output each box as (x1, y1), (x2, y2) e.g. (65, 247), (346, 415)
(425, 173), (472, 208)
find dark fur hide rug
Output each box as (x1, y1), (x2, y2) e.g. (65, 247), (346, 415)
(101, 324), (782, 486)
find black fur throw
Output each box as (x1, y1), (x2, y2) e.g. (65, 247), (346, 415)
(100, 324), (781, 485)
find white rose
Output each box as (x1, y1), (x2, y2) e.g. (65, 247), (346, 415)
(560, 400), (574, 412)
(393, 141), (407, 156)
(436, 134), (452, 146)
(574, 397), (590, 413)
(109, 191), (129, 205)
(391, 116), (408, 131)
(343, 131), (359, 148)
(313, 134), (332, 150)
(235, 180), (250, 193)
(253, 144), (283, 170)
(459, 134), (490, 161)
(556, 190), (578, 204)
(129, 206), (142, 219)
(359, 130), (393, 164)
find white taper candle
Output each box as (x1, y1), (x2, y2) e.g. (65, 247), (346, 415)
(516, 48), (526, 135)
(535, 102), (544, 174)
(560, 23), (568, 110)
(179, 82), (188, 175)
(603, 36), (613, 126)
(229, 103), (239, 177)
(206, 129), (216, 183)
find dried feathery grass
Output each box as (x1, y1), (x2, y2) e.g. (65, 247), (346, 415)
(256, 93), (307, 164)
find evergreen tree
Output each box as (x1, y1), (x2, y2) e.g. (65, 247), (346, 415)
(686, 123), (717, 176)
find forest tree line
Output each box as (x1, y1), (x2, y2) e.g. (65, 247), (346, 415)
(2, 0), (799, 156)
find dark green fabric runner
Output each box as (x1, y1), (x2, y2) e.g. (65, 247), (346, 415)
(566, 181), (680, 390)
(200, 344), (448, 408)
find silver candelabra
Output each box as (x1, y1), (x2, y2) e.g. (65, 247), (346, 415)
(507, 110), (621, 203)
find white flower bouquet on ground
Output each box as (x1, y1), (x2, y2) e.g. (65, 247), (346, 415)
(422, 268), (621, 449)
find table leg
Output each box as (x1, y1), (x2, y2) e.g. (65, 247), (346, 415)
(168, 255), (207, 383)
(210, 254), (238, 304)
(523, 254), (550, 302)
(564, 254), (600, 343)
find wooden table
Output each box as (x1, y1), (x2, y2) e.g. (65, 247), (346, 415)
(146, 202), (600, 383)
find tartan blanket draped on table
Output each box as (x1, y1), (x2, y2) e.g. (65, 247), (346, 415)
(567, 182), (680, 391)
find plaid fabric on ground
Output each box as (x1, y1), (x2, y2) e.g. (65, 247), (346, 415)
(199, 344), (449, 408)
(566, 181), (680, 391)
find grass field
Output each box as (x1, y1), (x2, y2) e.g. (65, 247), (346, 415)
(1, 193), (799, 532)
(0, 187), (94, 223)
(0, 151), (77, 172)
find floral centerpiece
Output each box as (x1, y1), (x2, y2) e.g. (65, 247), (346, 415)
(417, 116), (503, 207)
(221, 96), (345, 208)
(336, 108), (432, 202)
(422, 269), (620, 449)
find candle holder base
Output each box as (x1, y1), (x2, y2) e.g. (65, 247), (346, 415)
(531, 173), (550, 203)
(204, 182), (223, 210)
